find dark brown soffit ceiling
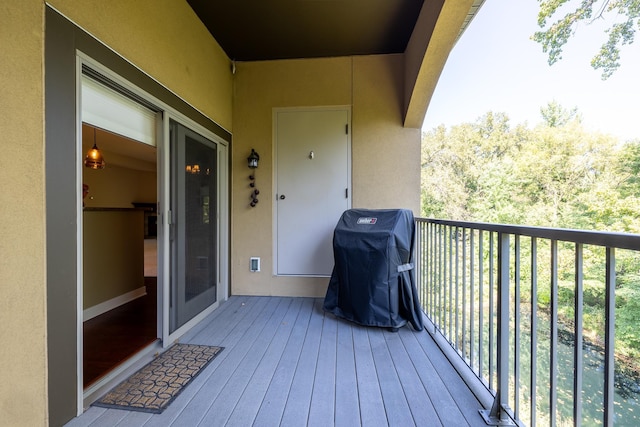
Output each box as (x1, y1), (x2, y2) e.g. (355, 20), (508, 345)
(187, 0), (426, 61)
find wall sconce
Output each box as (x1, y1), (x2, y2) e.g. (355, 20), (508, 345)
(247, 148), (260, 169)
(248, 149), (260, 207)
(84, 127), (106, 170)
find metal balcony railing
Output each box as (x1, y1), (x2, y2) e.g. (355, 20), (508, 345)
(415, 218), (640, 426)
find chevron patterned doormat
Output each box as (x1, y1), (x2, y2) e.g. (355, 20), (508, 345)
(93, 344), (223, 413)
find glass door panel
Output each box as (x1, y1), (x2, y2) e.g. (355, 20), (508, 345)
(170, 120), (217, 333)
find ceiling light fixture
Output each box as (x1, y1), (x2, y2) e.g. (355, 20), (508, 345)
(84, 127), (106, 170)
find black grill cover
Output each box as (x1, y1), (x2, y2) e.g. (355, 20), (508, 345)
(323, 209), (423, 331)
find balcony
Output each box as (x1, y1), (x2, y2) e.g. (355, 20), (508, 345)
(66, 295), (485, 427)
(67, 217), (640, 426)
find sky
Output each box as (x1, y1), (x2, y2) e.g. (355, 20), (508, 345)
(422, 0), (640, 141)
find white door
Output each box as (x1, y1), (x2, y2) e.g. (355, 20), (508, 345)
(275, 108), (351, 276)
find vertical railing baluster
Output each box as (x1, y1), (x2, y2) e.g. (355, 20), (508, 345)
(574, 243), (583, 427)
(425, 222), (429, 315)
(604, 247), (616, 426)
(514, 235), (521, 420)
(480, 232), (512, 425)
(550, 240), (558, 426)
(424, 222), (429, 317)
(437, 224), (444, 333)
(531, 238), (538, 427)
(455, 226), (460, 350)
(470, 229), (476, 373)
(433, 222), (438, 322)
(462, 228), (467, 360)
(415, 222), (421, 305)
(433, 223), (437, 320)
(442, 224), (446, 334)
(427, 222), (431, 318)
(449, 226), (454, 342)
(429, 223), (433, 319)
(443, 225), (448, 337)
(479, 230), (484, 381)
(489, 232), (495, 390)
(416, 222), (431, 315)
(438, 226), (447, 336)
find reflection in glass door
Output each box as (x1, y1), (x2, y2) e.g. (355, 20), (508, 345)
(170, 120), (217, 333)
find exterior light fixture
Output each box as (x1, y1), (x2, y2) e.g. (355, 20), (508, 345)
(84, 128), (106, 169)
(248, 149), (260, 207)
(247, 148), (259, 169)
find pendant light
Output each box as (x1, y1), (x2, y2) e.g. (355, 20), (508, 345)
(84, 127), (106, 170)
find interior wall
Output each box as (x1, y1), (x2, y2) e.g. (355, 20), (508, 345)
(0, 1), (48, 426)
(83, 166), (156, 209)
(83, 210), (145, 309)
(232, 54), (421, 298)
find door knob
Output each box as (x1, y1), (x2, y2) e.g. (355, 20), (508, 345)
(280, 195), (286, 200)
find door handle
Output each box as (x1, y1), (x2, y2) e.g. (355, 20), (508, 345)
(280, 195), (286, 200)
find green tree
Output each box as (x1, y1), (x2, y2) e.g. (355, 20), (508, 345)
(421, 113), (524, 220)
(421, 106), (625, 229)
(421, 109), (640, 392)
(540, 100), (579, 127)
(616, 140), (640, 197)
(533, 0), (640, 79)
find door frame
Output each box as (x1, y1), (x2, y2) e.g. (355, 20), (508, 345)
(75, 53), (229, 409)
(272, 106), (352, 277)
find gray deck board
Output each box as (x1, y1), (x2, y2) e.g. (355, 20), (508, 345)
(143, 296), (275, 427)
(352, 324), (387, 427)
(169, 297), (288, 426)
(67, 296), (487, 427)
(307, 307), (338, 427)
(198, 298), (295, 426)
(334, 318), (360, 427)
(278, 299), (325, 427)
(397, 327), (470, 425)
(225, 297), (304, 426)
(383, 330), (441, 426)
(252, 298), (315, 426)
(368, 329), (415, 427)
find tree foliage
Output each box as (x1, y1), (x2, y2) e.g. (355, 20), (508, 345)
(533, 0), (640, 79)
(421, 103), (640, 230)
(421, 104), (640, 368)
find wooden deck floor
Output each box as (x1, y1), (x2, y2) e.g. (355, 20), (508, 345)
(66, 296), (486, 427)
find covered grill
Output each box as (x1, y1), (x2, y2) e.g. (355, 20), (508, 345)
(323, 209), (423, 331)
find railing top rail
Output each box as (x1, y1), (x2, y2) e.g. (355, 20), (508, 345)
(417, 217), (640, 251)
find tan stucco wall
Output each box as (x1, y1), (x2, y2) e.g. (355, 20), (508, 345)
(352, 55), (421, 210)
(49, 0), (233, 131)
(231, 54), (420, 298)
(0, 1), (48, 425)
(1, 1), (233, 424)
(231, 57), (352, 297)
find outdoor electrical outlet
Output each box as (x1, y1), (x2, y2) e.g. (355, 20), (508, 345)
(250, 257), (260, 272)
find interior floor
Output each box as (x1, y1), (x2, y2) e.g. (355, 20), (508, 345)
(83, 276), (157, 388)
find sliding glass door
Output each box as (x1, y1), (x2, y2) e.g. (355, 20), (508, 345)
(169, 120), (218, 334)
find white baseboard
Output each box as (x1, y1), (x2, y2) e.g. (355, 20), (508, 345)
(83, 286), (147, 321)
